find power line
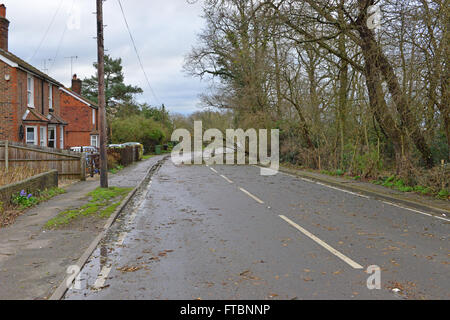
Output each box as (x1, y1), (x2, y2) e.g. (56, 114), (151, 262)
(49, 0), (76, 73)
(29, 0), (65, 62)
(116, 0), (162, 105)
(48, 23), (68, 72)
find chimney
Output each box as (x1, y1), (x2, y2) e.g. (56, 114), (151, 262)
(0, 4), (9, 51)
(71, 74), (82, 95)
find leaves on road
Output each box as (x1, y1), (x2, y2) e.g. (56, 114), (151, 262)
(117, 265), (143, 273)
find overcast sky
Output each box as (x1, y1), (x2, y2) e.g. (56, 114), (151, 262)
(3, 0), (207, 115)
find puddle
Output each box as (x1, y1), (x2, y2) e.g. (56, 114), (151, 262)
(63, 159), (165, 299)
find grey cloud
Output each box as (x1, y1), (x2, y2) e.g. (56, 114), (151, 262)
(3, 0), (207, 114)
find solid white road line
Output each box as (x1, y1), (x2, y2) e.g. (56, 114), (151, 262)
(279, 215), (364, 269)
(280, 170), (448, 222)
(210, 167), (218, 173)
(381, 201), (450, 222)
(315, 182), (370, 199)
(239, 188), (264, 204)
(220, 175), (233, 184)
(271, 168), (368, 198)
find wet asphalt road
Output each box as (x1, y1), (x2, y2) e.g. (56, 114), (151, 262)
(65, 160), (449, 300)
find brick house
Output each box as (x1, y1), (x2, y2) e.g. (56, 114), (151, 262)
(60, 74), (99, 148)
(0, 4), (67, 149)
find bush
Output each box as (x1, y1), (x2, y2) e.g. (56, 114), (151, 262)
(353, 150), (383, 178)
(437, 189), (449, 200)
(111, 115), (167, 154)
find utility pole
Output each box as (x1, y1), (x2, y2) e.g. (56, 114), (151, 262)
(97, 0), (108, 188)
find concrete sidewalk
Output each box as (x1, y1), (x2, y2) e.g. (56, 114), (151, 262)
(279, 165), (450, 215)
(0, 156), (163, 300)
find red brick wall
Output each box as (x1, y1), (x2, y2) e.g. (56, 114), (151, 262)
(66, 131), (91, 148)
(0, 60), (15, 140)
(60, 90), (96, 148)
(15, 68), (25, 142)
(17, 69), (31, 131)
(0, 63), (64, 146)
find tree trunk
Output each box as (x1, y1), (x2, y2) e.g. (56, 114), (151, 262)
(356, 0), (433, 168)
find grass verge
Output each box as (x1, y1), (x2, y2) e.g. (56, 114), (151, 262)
(44, 186), (133, 229)
(109, 165), (125, 174)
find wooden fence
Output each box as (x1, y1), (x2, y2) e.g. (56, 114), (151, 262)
(107, 146), (138, 167)
(0, 141), (85, 181)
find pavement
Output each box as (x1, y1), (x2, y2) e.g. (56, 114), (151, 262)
(63, 160), (449, 300)
(0, 155), (164, 300)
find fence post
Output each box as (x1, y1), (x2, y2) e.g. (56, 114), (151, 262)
(80, 152), (86, 181)
(5, 140), (8, 173)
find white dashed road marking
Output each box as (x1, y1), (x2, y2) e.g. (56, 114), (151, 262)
(239, 188), (264, 204)
(279, 215), (364, 269)
(220, 175), (233, 184)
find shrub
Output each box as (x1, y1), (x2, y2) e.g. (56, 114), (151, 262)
(398, 186), (414, 192)
(394, 179), (405, 188)
(110, 115), (167, 154)
(353, 150), (383, 178)
(437, 189), (449, 200)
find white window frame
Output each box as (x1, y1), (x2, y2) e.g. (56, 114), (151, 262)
(60, 126), (64, 149)
(90, 135), (99, 148)
(92, 109), (96, 125)
(27, 74), (34, 108)
(40, 126), (47, 147)
(25, 126), (38, 145)
(48, 125), (56, 149)
(48, 83), (53, 111)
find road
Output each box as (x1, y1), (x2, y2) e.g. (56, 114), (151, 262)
(65, 159), (449, 300)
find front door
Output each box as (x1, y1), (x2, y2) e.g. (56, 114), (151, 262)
(48, 126), (56, 148)
(40, 126), (47, 147)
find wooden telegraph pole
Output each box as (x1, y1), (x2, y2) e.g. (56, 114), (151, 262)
(97, 0), (108, 188)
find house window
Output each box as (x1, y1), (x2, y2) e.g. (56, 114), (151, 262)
(40, 127), (47, 147)
(48, 126), (56, 148)
(48, 84), (53, 111)
(60, 126), (64, 149)
(27, 74), (34, 108)
(26, 126), (37, 145)
(91, 135), (99, 148)
(92, 109), (96, 125)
